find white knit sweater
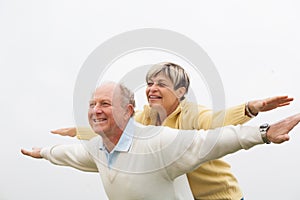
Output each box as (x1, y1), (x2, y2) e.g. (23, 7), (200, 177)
(41, 119), (263, 200)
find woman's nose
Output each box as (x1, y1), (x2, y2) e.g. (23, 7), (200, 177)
(149, 83), (158, 92)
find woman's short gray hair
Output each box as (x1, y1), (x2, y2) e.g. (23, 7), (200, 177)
(146, 62), (190, 100)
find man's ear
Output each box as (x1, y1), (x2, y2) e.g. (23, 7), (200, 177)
(125, 104), (135, 118)
(175, 87), (186, 100)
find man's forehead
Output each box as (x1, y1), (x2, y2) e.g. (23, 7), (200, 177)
(92, 84), (120, 99)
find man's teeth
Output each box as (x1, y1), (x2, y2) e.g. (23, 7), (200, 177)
(94, 119), (106, 122)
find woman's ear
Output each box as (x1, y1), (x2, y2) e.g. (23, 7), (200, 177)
(175, 87), (186, 100)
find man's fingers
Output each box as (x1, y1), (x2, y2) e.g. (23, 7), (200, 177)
(274, 134), (290, 144)
(277, 102), (291, 107)
(281, 114), (300, 134)
(21, 147), (42, 158)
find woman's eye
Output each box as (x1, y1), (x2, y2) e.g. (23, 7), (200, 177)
(147, 82), (153, 86)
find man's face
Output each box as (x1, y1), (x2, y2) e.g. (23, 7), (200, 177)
(88, 83), (126, 136)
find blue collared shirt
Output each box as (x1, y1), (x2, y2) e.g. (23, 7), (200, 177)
(99, 118), (135, 168)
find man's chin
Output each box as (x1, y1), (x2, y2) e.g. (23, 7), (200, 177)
(92, 126), (105, 134)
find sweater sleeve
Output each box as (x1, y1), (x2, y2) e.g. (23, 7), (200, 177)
(40, 143), (98, 172)
(161, 125), (264, 179)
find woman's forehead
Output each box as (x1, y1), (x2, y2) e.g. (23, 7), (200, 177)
(149, 73), (172, 82)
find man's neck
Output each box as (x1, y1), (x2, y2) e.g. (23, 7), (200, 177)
(101, 118), (130, 152)
(102, 132), (122, 152)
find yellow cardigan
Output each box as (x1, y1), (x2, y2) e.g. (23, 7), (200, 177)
(77, 100), (251, 200)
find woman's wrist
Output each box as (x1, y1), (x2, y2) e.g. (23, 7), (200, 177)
(245, 102), (258, 118)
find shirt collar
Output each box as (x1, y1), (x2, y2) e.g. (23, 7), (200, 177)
(99, 118), (134, 153)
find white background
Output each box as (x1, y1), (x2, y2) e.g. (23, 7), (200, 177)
(1, 0), (300, 199)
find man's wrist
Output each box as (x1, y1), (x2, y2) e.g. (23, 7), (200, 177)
(260, 123), (271, 144)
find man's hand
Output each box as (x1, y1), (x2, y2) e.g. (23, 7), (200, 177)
(21, 147), (42, 158)
(248, 95), (293, 115)
(268, 113), (300, 144)
(51, 127), (77, 137)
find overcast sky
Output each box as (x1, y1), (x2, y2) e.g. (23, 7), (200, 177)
(1, 0), (300, 199)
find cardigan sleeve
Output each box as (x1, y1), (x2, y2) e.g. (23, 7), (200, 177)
(213, 103), (251, 127)
(181, 103), (252, 130)
(76, 127), (98, 140)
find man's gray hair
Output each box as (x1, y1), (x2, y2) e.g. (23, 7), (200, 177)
(118, 83), (136, 109)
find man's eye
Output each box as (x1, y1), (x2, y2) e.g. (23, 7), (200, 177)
(101, 102), (110, 107)
(89, 103), (95, 108)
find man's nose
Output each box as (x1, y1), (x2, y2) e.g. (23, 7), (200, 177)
(93, 104), (103, 113)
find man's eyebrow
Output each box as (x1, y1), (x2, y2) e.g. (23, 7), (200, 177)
(89, 98), (112, 102)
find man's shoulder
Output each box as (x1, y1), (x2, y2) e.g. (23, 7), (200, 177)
(132, 121), (179, 141)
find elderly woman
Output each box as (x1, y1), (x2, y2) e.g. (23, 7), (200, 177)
(53, 62), (293, 200)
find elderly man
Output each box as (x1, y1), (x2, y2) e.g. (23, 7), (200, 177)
(22, 82), (300, 200)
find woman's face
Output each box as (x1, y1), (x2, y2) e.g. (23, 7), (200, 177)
(145, 73), (181, 116)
